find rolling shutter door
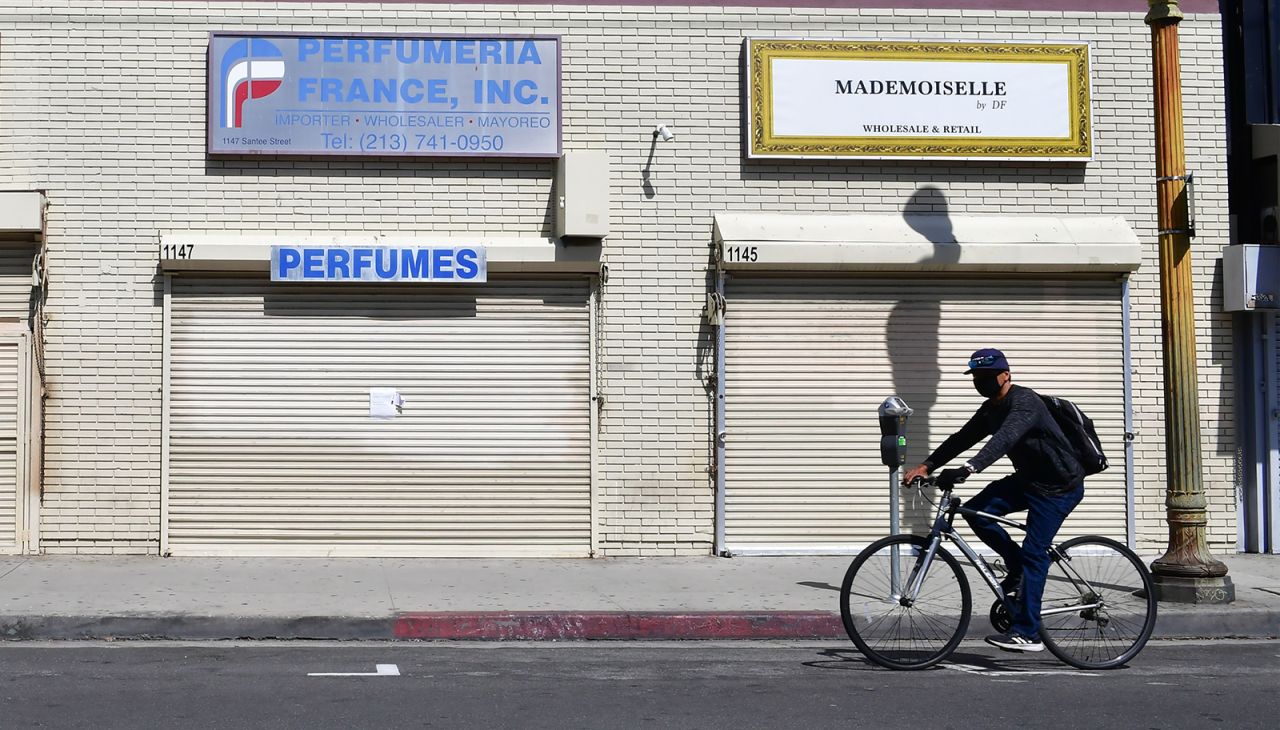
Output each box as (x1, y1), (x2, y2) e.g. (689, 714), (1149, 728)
(167, 277), (591, 557)
(0, 246), (35, 319)
(0, 341), (18, 552)
(0, 246), (33, 554)
(1271, 313), (1280, 535)
(725, 276), (1127, 552)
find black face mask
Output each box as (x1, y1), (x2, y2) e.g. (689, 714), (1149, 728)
(973, 374), (1004, 398)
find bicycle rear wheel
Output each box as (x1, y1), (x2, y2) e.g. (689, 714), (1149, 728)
(1039, 535), (1157, 670)
(839, 534), (971, 670)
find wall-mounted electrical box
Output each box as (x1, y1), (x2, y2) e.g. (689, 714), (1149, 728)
(1224, 243), (1280, 311)
(0, 191), (44, 235)
(555, 151), (610, 239)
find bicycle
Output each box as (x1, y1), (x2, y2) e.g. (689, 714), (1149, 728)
(838, 475), (1157, 671)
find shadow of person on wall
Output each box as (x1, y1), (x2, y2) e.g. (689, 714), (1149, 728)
(888, 186), (962, 534)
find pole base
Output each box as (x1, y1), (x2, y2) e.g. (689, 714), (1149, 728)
(1152, 574), (1235, 604)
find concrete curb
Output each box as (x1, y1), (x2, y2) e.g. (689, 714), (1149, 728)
(393, 611), (844, 640)
(1151, 607), (1280, 640)
(1, 608), (1276, 642)
(0, 616), (395, 641)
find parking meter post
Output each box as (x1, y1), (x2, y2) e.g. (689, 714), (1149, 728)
(889, 465), (902, 595)
(889, 467), (900, 536)
(878, 396), (913, 595)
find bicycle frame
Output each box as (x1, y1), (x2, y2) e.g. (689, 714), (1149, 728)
(897, 488), (1105, 619)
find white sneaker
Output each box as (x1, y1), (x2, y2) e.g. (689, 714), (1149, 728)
(985, 632), (1044, 652)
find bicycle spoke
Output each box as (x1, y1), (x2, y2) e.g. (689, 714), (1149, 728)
(841, 536), (971, 669)
(912, 609), (957, 643)
(1038, 537), (1156, 670)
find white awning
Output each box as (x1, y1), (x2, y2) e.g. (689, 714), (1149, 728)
(713, 213), (1142, 273)
(157, 233), (602, 273)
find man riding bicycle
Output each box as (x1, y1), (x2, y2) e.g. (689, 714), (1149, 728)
(902, 348), (1085, 653)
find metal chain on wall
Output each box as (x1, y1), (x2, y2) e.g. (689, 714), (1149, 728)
(31, 195), (50, 509)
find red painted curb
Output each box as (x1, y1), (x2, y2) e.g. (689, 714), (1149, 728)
(393, 611), (845, 640)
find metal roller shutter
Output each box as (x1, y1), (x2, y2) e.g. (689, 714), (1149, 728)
(725, 276), (1127, 553)
(0, 246), (34, 319)
(0, 341), (18, 552)
(1271, 313), (1280, 545)
(0, 246), (34, 554)
(167, 277), (592, 557)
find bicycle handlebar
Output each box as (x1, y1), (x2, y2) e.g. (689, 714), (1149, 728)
(905, 475), (964, 507)
(905, 475), (964, 515)
(905, 474), (936, 490)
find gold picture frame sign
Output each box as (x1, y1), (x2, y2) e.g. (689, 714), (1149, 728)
(747, 40), (1093, 160)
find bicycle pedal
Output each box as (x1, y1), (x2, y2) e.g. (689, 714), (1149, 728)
(988, 599), (1013, 634)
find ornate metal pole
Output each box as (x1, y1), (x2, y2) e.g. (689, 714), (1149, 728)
(1145, 0), (1233, 603)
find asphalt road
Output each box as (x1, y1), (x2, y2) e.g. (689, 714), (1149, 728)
(0, 640), (1276, 729)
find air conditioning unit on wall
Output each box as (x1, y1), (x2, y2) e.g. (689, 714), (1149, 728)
(1252, 125), (1280, 245)
(1225, 127), (1280, 312)
(1224, 244), (1280, 311)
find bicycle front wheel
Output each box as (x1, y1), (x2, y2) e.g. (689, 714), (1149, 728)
(1039, 535), (1157, 670)
(839, 534), (971, 670)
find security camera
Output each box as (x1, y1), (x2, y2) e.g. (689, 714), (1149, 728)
(654, 125), (675, 142)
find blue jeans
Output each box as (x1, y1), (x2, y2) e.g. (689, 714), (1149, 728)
(961, 474), (1085, 638)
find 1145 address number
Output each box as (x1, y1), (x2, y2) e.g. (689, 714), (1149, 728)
(723, 245), (758, 263)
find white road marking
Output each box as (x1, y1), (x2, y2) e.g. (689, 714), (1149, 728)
(944, 662), (1097, 678)
(308, 663), (401, 677)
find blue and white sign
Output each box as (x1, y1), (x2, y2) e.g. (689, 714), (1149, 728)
(271, 246), (488, 283)
(209, 33), (561, 157)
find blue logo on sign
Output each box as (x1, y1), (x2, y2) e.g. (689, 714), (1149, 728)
(220, 39), (286, 129)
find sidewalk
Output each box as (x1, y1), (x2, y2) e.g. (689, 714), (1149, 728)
(1, 553), (1276, 641)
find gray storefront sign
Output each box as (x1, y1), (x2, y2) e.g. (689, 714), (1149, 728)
(208, 33), (561, 157)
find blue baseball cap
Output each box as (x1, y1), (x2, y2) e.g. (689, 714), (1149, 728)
(965, 348), (1010, 374)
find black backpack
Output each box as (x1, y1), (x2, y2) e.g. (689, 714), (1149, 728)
(1040, 394), (1108, 476)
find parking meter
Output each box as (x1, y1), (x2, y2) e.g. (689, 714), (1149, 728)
(878, 396), (912, 577)
(878, 396), (913, 468)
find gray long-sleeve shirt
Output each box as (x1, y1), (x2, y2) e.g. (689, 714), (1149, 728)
(923, 384), (1083, 493)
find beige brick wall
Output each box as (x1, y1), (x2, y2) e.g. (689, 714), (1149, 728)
(0, 2), (1233, 555)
